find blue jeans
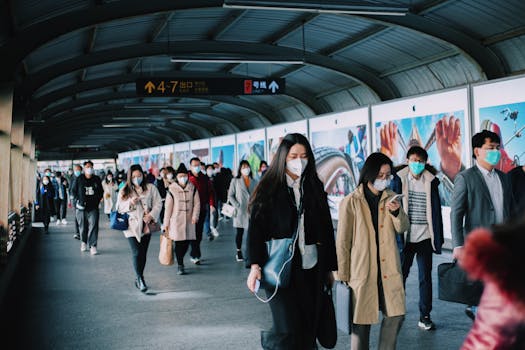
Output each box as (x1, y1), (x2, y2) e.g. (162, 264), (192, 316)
(203, 204), (211, 237)
(401, 238), (433, 318)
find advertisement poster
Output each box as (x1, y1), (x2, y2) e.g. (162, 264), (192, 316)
(474, 76), (525, 171)
(309, 109), (369, 219)
(266, 120), (308, 165)
(236, 129), (266, 175)
(159, 144), (174, 168)
(372, 88), (470, 240)
(190, 139), (211, 165)
(211, 135), (236, 170)
(174, 142), (191, 168)
(148, 147), (161, 177)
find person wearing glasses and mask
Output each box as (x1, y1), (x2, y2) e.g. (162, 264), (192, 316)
(246, 133), (337, 349)
(228, 160), (258, 262)
(163, 164), (200, 276)
(117, 164), (162, 292)
(336, 152), (409, 350)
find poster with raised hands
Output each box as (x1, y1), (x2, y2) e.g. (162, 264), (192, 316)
(236, 129), (266, 176)
(211, 135), (235, 170)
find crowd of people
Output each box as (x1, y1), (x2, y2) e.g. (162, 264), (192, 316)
(33, 130), (525, 349)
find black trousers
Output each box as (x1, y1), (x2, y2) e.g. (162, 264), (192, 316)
(235, 227), (244, 250)
(127, 235), (151, 278)
(401, 238), (433, 318)
(174, 240), (190, 266)
(264, 258), (319, 350)
(190, 209), (206, 259)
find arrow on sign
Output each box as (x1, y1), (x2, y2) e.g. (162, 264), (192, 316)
(144, 81), (156, 94)
(269, 81), (279, 93)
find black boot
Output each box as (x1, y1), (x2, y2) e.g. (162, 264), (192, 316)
(261, 330), (296, 350)
(137, 276), (148, 292)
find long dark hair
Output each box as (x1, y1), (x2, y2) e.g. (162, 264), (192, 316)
(236, 160), (253, 179)
(121, 164), (148, 199)
(250, 133), (323, 209)
(358, 152), (393, 186)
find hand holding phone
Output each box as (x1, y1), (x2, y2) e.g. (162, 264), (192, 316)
(254, 279), (261, 293)
(389, 194), (404, 203)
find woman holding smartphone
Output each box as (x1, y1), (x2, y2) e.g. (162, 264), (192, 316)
(336, 152), (409, 350)
(246, 133), (337, 349)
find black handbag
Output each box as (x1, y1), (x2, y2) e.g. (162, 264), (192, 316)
(438, 260), (483, 305)
(335, 281), (353, 334)
(317, 285), (337, 349)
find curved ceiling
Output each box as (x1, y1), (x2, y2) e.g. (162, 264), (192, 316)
(1, 0), (524, 160)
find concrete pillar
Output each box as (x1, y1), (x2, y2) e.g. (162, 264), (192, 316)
(0, 85), (13, 264)
(10, 112), (24, 216)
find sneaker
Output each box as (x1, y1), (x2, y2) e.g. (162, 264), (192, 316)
(56, 218), (61, 225)
(465, 306), (476, 321)
(211, 227), (220, 237)
(190, 257), (201, 265)
(236, 250), (244, 262)
(74, 234), (80, 240)
(80, 242), (88, 252)
(177, 265), (185, 275)
(90, 246), (98, 255)
(418, 316), (435, 330)
(61, 219), (67, 225)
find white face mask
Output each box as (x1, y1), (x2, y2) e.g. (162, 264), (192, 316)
(107, 176), (113, 181)
(286, 158), (308, 177)
(166, 173), (174, 181)
(85, 167), (94, 176)
(178, 176), (188, 186)
(42, 179), (49, 185)
(192, 166), (201, 174)
(206, 169), (214, 177)
(241, 168), (251, 176)
(214, 168), (220, 174)
(372, 178), (391, 192)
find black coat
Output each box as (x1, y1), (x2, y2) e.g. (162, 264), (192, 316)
(246, 178), (337, 272)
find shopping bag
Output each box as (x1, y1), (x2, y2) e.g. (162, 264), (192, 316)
(159, 234), (174, 266)
(335, 281), (353, 334)
(110, 210), (129, 230)
(438, 260), (483, 305)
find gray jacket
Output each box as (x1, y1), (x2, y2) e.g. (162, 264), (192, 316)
(450, 165), (514, 247)
(227, 177), (258, 229)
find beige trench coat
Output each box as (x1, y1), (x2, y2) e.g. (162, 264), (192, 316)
(117, 183), (162, 243)
(102, 181), (118, 214)
(163, 182), (200, 241)
(336, 184), (409, 324)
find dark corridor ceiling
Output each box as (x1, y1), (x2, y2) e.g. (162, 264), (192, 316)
(1, 0), (524, 160)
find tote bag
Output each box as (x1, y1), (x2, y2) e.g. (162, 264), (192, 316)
(110, 211), (129, 230)
(335, 281), (353, 334)
(158, 234), (174, 266)
(221, 202), (235, 218)
(438, 260), (483, 305)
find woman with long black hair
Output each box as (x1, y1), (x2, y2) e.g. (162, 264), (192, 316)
(117, 164), (162, 292)
(246, 133), (337, 349)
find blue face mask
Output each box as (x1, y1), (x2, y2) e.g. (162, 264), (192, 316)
(408, 161), (425, 175)
(484, 149), (501, 166)
(133, 177), (143, 186)
(74, 170), (81, 177)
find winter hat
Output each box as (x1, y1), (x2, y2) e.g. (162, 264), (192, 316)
(176, 163), (188, 175)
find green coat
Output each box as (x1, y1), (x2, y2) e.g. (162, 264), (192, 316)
(336, 184), (409, 324)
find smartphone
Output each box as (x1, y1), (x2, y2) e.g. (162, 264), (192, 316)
(254, 279), (261, 293)
(389, 194), (404, 203)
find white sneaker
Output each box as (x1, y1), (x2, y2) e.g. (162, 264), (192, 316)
(61, 219), (67, 225)
(81, 242), (88, 252)
(211, 227), (220, 237)
(90, 246), (98, 255)
(56, 218), (61, 225)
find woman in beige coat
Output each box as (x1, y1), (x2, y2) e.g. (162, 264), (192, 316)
(163, 163), (200, 275)
(117, 164), (162, 293)
(102, 172), (118, 217)
(336, 152), (409, 350)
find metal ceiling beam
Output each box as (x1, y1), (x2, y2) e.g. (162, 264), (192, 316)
(0, 0), (225, 81)
(207, 10), (247, 40)
(21, 40), (395, 101)
(80, 26), (98, 82)
(360, 12), (506, 79)
(43, 103), (241, 133)
(483, 25), (525, 46)
(38, 90), (267, 128)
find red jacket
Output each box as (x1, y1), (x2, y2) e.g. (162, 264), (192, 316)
(188, 172), (215, 209)
(460, 228), (525, 350)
